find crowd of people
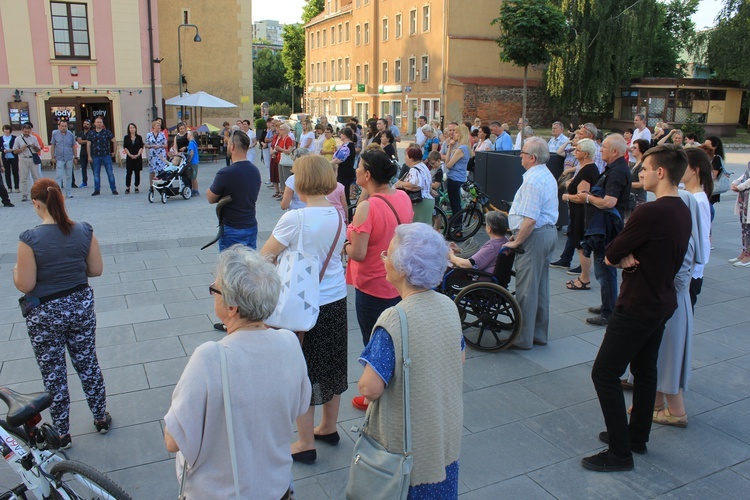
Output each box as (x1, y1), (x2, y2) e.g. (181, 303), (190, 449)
(8, 109), (750, 497)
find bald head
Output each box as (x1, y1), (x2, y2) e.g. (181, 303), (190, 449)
(601, 134), (627, 163)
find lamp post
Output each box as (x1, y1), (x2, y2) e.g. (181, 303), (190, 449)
(177, 23), (201, 124)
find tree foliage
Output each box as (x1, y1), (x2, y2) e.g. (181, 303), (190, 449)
(546, 0), (696, 115)
(492, 0), (566, 127)
(707, 0), (750, 86)
(253, 48), (286, 91)
(281, 23), (306, 89)
(302, 0), (325, 23)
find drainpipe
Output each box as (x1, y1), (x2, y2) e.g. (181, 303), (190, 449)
(147, 0), (158, 121)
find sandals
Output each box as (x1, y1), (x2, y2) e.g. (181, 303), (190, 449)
(566, 278), (590, 290)
(653, 408), (688, 428)
(627, 402), (665, 416)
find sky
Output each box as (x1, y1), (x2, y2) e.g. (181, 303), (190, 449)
(250, 0), (725, 30)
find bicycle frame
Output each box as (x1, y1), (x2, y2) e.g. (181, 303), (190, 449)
(1, 421), (61, 499)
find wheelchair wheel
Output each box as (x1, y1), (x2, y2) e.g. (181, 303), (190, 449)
(448, 206), (483, 242)
(454, 283), (522, 352)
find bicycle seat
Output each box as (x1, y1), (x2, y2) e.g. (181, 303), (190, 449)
(0, 387), (52, 427)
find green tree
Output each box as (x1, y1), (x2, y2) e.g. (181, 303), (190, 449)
(707, 0), (750, 86)
(547, 0), (670, 115)
(302, 0), (325, 23)
(254, 48), (286, 91)
(492, 0), (566, 135)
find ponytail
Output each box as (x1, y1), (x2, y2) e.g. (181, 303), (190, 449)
(30, 179), (74, 235)
(685, 148), (714, 200)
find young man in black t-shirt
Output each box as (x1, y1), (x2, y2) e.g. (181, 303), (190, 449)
(583, 145), (691, 472)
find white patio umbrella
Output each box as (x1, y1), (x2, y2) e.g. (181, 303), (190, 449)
(165, 91), (237, 108)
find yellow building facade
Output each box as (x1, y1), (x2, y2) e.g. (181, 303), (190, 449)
(305, 0), (545, 134)
(157, 0), (253, 126)
(0, 0), (163, 146)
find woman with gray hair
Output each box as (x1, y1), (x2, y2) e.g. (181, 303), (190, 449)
(353, 223), (464, 497)
(164, 245), (311, 499)
(449, 211), (510, 273)
(560, 138), (600, 290)
(421, 124), (440, 160)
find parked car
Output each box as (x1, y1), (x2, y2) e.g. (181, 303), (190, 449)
(288, 113), (308, 129)
(327, 115), (355, 134)
(272, 115), (289, 123)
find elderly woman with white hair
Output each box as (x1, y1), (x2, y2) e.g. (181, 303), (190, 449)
(271, 123), (295, 198)
(352, 223), (464, 497)
(560, 138), (600, 291)
(421, 124), (440, 161)
(164, 245), (311, 499)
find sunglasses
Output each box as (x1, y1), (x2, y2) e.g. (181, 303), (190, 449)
(209, 283), (222, 296)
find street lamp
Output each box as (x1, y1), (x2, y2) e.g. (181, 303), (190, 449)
(178, 23), (201, 123)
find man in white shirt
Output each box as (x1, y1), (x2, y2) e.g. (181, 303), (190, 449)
(548, 121), (569, 152)
(631, 113), (651, 145)
(242, 120), (257, 164)
(415, 115), (427, 147)
(514, 117), (528, 150)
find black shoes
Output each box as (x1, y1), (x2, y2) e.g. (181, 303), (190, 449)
(92, 190), (100, 196)
(112, 190), (119, 195)
(2, 202), (13, 207)
(550, 260), (571, 269)
(314, 431), (340, 445)
(588, 306), (602, 314)
(567, 265), (582, 275)
(292, 449), (316, 464)
(598, 431), (647, 455)
(582, 449), (634, 472)
(95, 412), (112, 433)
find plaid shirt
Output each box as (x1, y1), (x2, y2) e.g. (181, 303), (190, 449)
(509, 164), (559, 231)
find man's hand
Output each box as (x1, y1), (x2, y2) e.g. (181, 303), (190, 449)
(605, 253), (639, 269)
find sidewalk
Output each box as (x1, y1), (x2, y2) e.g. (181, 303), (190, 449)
(1, 157), (749, 499)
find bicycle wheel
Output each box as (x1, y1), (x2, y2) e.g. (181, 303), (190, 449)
(432, 205), (448, 236)
(447, 206), (483, 242)
(49, 460), (131, 500)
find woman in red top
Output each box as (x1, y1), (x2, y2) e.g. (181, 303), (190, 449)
(343, 148), (413, 411)
(270, 123), (294, 198)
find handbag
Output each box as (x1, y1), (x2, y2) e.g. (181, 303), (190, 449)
(346, 306), (413, 499)
(279, 152), (295, 167)
(712, 168), (731, 195)
(265, 210), (342, 332)
(177, 343), (240, 500)
(397, 170), (423, 204)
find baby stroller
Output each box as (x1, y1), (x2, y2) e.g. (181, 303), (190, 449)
(148, 154), (192, 203)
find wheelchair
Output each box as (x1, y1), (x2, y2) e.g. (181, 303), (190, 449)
(438, 246), (523, 352)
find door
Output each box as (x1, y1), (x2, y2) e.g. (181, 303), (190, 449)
(408, 99), (418, 134)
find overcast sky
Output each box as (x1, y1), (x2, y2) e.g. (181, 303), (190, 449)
(251, 0), (724, 30)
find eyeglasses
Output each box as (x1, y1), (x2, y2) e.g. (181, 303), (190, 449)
(209, 283), (222, 296)
(520, 151), (533, 157)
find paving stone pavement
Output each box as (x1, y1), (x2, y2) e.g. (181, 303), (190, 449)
(1, 152), (749, 499)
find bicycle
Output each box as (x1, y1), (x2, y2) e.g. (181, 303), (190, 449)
(0, 387), (131, 499)
(447, 181), (511, 242)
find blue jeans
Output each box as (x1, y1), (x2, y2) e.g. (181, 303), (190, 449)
(92, 155), (116, 192)
(219, 225), (258, 252)
(355, 289), (400, 346)
(593, 241), (617, 319)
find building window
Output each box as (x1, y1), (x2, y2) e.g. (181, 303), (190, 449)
(422, 5), (430, 32)
(317, 62), (321, 83)
(382, 18), (388, 41)
(310, 63), (315, 83)
(317, 30), (320, 47)
(51, 2), (90, 58)
(395, 14), (402, 38)
(364, 63), (369, 85)
(381, 101), (390, 119)
(338, 24), (343, 43)
(409, 9), (417, 35)
(408, 57), (416, 81)
(331, 59), (336, 80)
(392, 101), (402, 127)
(309, 32), (314, 49)
(338, 59), (343, 81)
(341, 99), (351, 116)
(382, 61), (388, 83)
(323, 61), (327, 81)
(323, 29), (327, 46)
(421, 55), (429, 81)
(394, 59), (402, 83)
(356, 24), (361, 45)
(331, 28), (335, 45)
(364, 22), (370, 44)
(345, 22), (350, 41)
(356, 0), (361, 8)
(356, 65), (361, 85)
(345, 57), (350, 79)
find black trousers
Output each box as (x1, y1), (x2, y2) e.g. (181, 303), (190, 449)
(2, 156), (18, 190)
(0, 169), (10, 204)
(591, 307), (668, 457)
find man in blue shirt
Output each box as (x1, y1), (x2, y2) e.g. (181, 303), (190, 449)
(503, 137), (559, 349)
(186, 131), (200, 197)
(87, 117), (118, 196)
(548, 121), (569, 153)
(490, 121), (513, 151)
(49, 119), (78, 198)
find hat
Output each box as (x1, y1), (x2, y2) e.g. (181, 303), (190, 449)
(83, 119), (92, 124)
